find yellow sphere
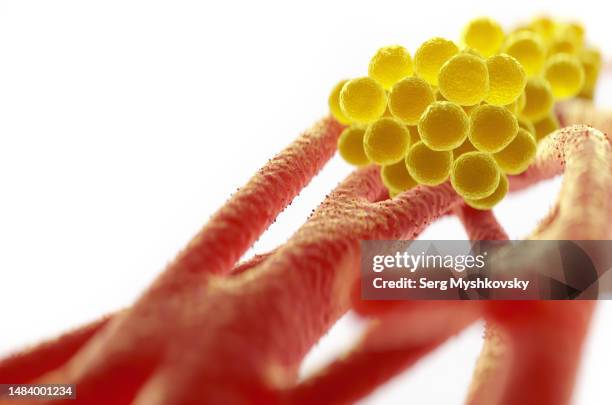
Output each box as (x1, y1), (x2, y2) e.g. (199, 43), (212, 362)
(469, 104), (518, 153)
(381, 159), (418, 192)
(581, 47), (603, 72)
(504, 99), (517, 114)
(485, 53), (527, 105)
(567, 22), (585, 45)
(368, 45), (413, 90)
(516, 90), (526, 112)
(339, 77), (388, 123)
(451, 152), (500, 199)
(337, 125), (369, 166)
(579, 48), (603, 99)
(414, 37), (459, 86)
(532, 113), (560, 142)
(418, 101), (469, 151)
(530, 16), (557, 41)
(465, 174), (509, 210)
(517, 117), (536, 137)
(462, 48), (484, 58)
(328, 80), (351, 125)
(543, 54), (585, 99)
(521, 78), (554, 121)
(363, 117), (411, 165)
(454, 138), (477, 158)
(503, 31), (546, 76)
(548, 34), (578, 56)
(438, 53), (489, 106)
(493, 128), (537, 174)
(462, 18), (505, 57)
(557, 22), (585, 49)
(405, 141), (453, 186)
(388, 77), (435, 125)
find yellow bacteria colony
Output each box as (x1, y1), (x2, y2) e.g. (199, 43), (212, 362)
(330, 15), (602, 210)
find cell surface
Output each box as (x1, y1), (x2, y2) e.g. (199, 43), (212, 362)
(451, 151), (501, 199)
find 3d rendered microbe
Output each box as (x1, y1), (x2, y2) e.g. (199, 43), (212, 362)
(0, 13), (609, 405)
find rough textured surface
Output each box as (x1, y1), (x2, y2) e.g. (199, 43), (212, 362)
(1, 101), (610, 404)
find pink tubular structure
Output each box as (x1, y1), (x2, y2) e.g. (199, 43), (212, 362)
(0, 100), (610, 404)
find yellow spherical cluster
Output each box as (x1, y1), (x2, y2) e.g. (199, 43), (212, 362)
(451, 152), (500, 200)
(414, 37), (459, 85)
(503, 91), (525, 115)
(337, 126), (369, 166)
(548, 35), (577, 56)
(388, 77), (435, 125)
(543, 54), (585, 99)
(529, 16), (556, 42)
(339, 77), (387, 123)
(381, 159), (418, 193)
(418, 101), (469, 151)
(563, 22), (585, 48)
(579, 48), (602, 99)
(462, 18), (505, 57)
(547, 23), (584, 56)
(438, 53), (489, 106)
(363, 117), (411, 165)
(521, 78), (554, 121)
(485, 54), (526, 105)
(329, 15), (600, 208)
(368, 46), (413, 90)
(502, 31), (546, 76)
(405, 141), (453, 186)
(328, 80), (351, 125)
(465, 174), (509, 210)
(469, 104), (518, 153)
(493, 128), (537, 174)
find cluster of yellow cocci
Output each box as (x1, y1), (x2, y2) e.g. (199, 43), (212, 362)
(330, 16), (602, 210)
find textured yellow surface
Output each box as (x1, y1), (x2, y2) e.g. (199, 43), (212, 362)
(381, 159), (418, 192)
(486, 53), (526, 105)
(544, 54), (585, 99)
(414, 37), (459, 85)
(521, 78), (554, 121)
(418, 101), (469, 151)
(503, 31), (546, 76)
(363, 117), (411, 164)
(337, 126), (369, 166)
(388, 76), (435, 125)
(462, 18), (505, 57)
(451, 151), (500, 199)
(465, 173), (509, 210)
(493, 128), (537, 174)
(368, 45), (413, 90)
(405, 141), (453, 185)
(339, 77), (387, 123)
(469, 104), (518, 153)
(328, 79), (351, 125)
(438, 53), (489, 106)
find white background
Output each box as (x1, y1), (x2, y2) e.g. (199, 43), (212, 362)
(1, 1), (611, 403)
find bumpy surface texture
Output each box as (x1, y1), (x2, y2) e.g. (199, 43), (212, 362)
(1, 100), (611, 405)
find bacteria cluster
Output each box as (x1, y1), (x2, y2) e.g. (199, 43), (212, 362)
(330, 16), (601, 210)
